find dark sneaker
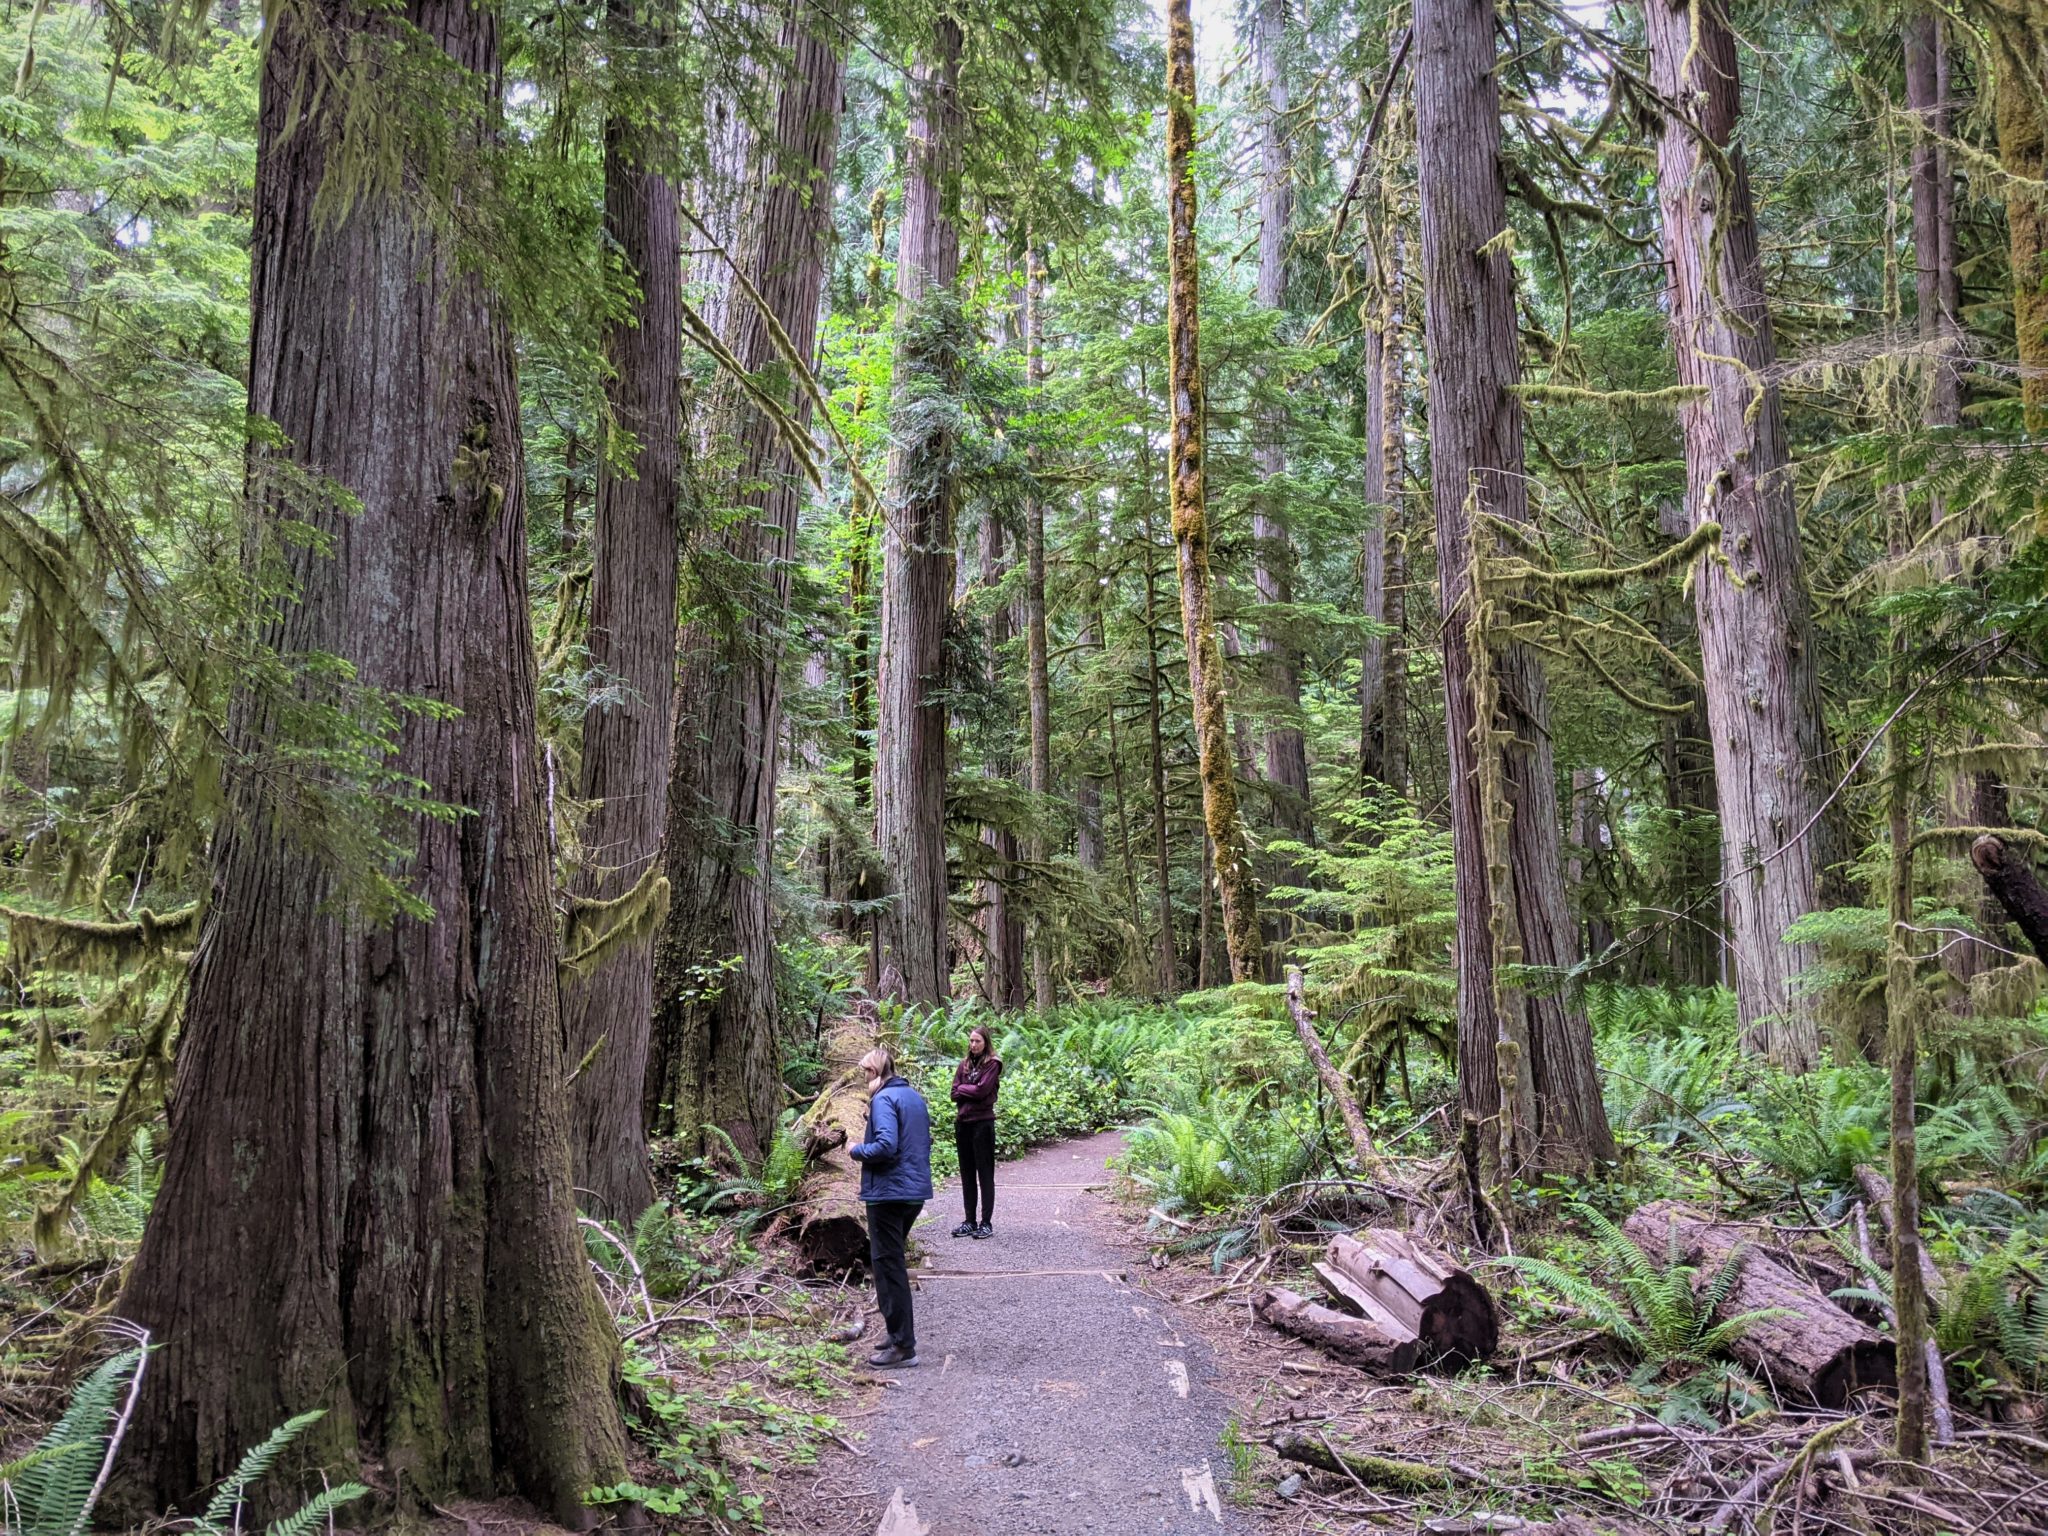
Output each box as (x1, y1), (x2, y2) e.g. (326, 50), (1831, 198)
(951, 1220), (977, 1237)
(971, 1222), (993, 1240)
(868, 1345), (919, 1368)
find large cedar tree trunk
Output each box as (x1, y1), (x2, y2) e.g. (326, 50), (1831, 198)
(115, 0), (628, 1517)
(1646, 0), (1837, 1070)
(1988, 4), (2048, 429)
(561, 0), (680, 1219)
(650, 4), (845, 1157)
(1251, 0), (1311, 844)
(1414, 0), (1613, 1177)
(874, 15), (965, 1004)
(1166, 0), (1261, 981)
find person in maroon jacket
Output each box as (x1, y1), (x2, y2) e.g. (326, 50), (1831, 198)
(948, 1025), (1002, 1238)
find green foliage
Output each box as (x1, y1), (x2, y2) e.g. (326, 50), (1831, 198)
(591, 1333), (844, 1529)
(1493, 1208), (1787, 1387)
(1590, 988), (1742, 1148)
(3, 1347), (140, 1536)
(1121, 1095), (1320, 1215)
(1, 1352), (365, 1536)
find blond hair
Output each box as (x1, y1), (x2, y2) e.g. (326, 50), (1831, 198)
(858, 1046), (896, 1081)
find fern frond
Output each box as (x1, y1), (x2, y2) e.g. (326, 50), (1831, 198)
(201, 1410), (328, 1525)
(261, 1482), (370, 1536)
(9, 1347), (141, 1536)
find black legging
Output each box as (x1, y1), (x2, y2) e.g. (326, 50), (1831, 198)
(956, 1119), (996, 1224)
(866, 1199), (922, 1352)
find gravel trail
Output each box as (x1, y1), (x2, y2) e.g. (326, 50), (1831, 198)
(854, 1130), (1248, 1536)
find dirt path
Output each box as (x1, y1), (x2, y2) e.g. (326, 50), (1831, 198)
(850, 1131), (1249, 1536)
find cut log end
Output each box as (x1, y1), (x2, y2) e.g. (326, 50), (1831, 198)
(796, 1213), (869, 1276)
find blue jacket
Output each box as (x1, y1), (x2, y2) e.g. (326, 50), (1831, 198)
(849, 1076), (934, 1204)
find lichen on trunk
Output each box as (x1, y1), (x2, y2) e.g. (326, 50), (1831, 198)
(1164, 0), (1261, 983)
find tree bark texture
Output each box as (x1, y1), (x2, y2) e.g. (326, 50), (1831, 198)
(1646, 0), (1835, 1070)
(1988, 3), (2048, 429)
(874, 13), (964, 1004)
(1253, 1287), (1419, 1371)
(1251, 0), (1310, 844)
(1167, 0), (1261, 983)
(1360, 224), (1406, 794)
(1886, 742), (1929, 1460)
(116, 0), (628, 1518)
(561, 0), (681, 1220)
(1024, 246), (1056, 1010)
(1971, 835), (2048, 967)
(976, 508), (1026, 1010)
(1909, 14), (2000, 997)
(1414, 0), (1613, 1176)
(651, 4), (845, 1159)
(1142, 518), (1180, 995)
(1906, 14), (1962, 432)
(1624, 1203), (1896, 1409)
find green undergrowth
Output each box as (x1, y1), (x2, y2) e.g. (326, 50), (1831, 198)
(588, 1333), (847, 1529)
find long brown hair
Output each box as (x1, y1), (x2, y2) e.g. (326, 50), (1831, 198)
(963, 1026), (993, 1064)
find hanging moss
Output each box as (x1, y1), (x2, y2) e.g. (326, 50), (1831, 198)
(2, 900), (201, 975)
(32, 974), (183, 1261)
(560, 862), (671, 978)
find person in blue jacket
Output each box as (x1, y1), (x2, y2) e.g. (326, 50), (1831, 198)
(848, 1045), (934, 1368)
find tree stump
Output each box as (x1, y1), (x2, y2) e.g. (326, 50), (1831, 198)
(1325, 1230), (1499, 1368)
(1624, 1200), (1896, 1408)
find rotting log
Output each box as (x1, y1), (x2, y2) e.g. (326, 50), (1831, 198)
(1624, 1200), (1895, 1409)
(1253, 1287), (1419, 1372)
(1268, 1433), (1460, 1492)
(792, 1011), (879, 1273)
(1325, 1230), (1498, 1368)
(1287, 966), (1378, 1171)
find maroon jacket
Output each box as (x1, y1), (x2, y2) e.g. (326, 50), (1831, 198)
(950, 1054), (1002, 1124)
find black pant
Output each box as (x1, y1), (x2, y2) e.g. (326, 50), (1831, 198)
(956, 1119), (996, 1224)
(866, 1200), (922, 1352)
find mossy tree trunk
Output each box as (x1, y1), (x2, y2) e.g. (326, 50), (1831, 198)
(1988, 2), (2048, 430)
(1166, 0), (1261, 983)
(115, 0), (629, 1517)
(1414, 0), (1612, 1178)
(1251, 0), (1310, 847)
(560, 0), (681, 1220)
(1646, 0), (1836, 1070)
(1139, 479), (1181, 996)
(874, 12), (964, 1005)
(650, 0), (845, 1159)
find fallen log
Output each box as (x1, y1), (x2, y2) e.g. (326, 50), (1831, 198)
(1286, 966), (1378, 1171)
(1325, 1230), (1499, 1368)
(1268, 1432), (1459, 1492)
(1624, 1200), (1895, 1409)
(1252, 1287), (1418, 1371)
(1852, 1164), (1943, 1303)
(792, 1010), (880, 1273)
